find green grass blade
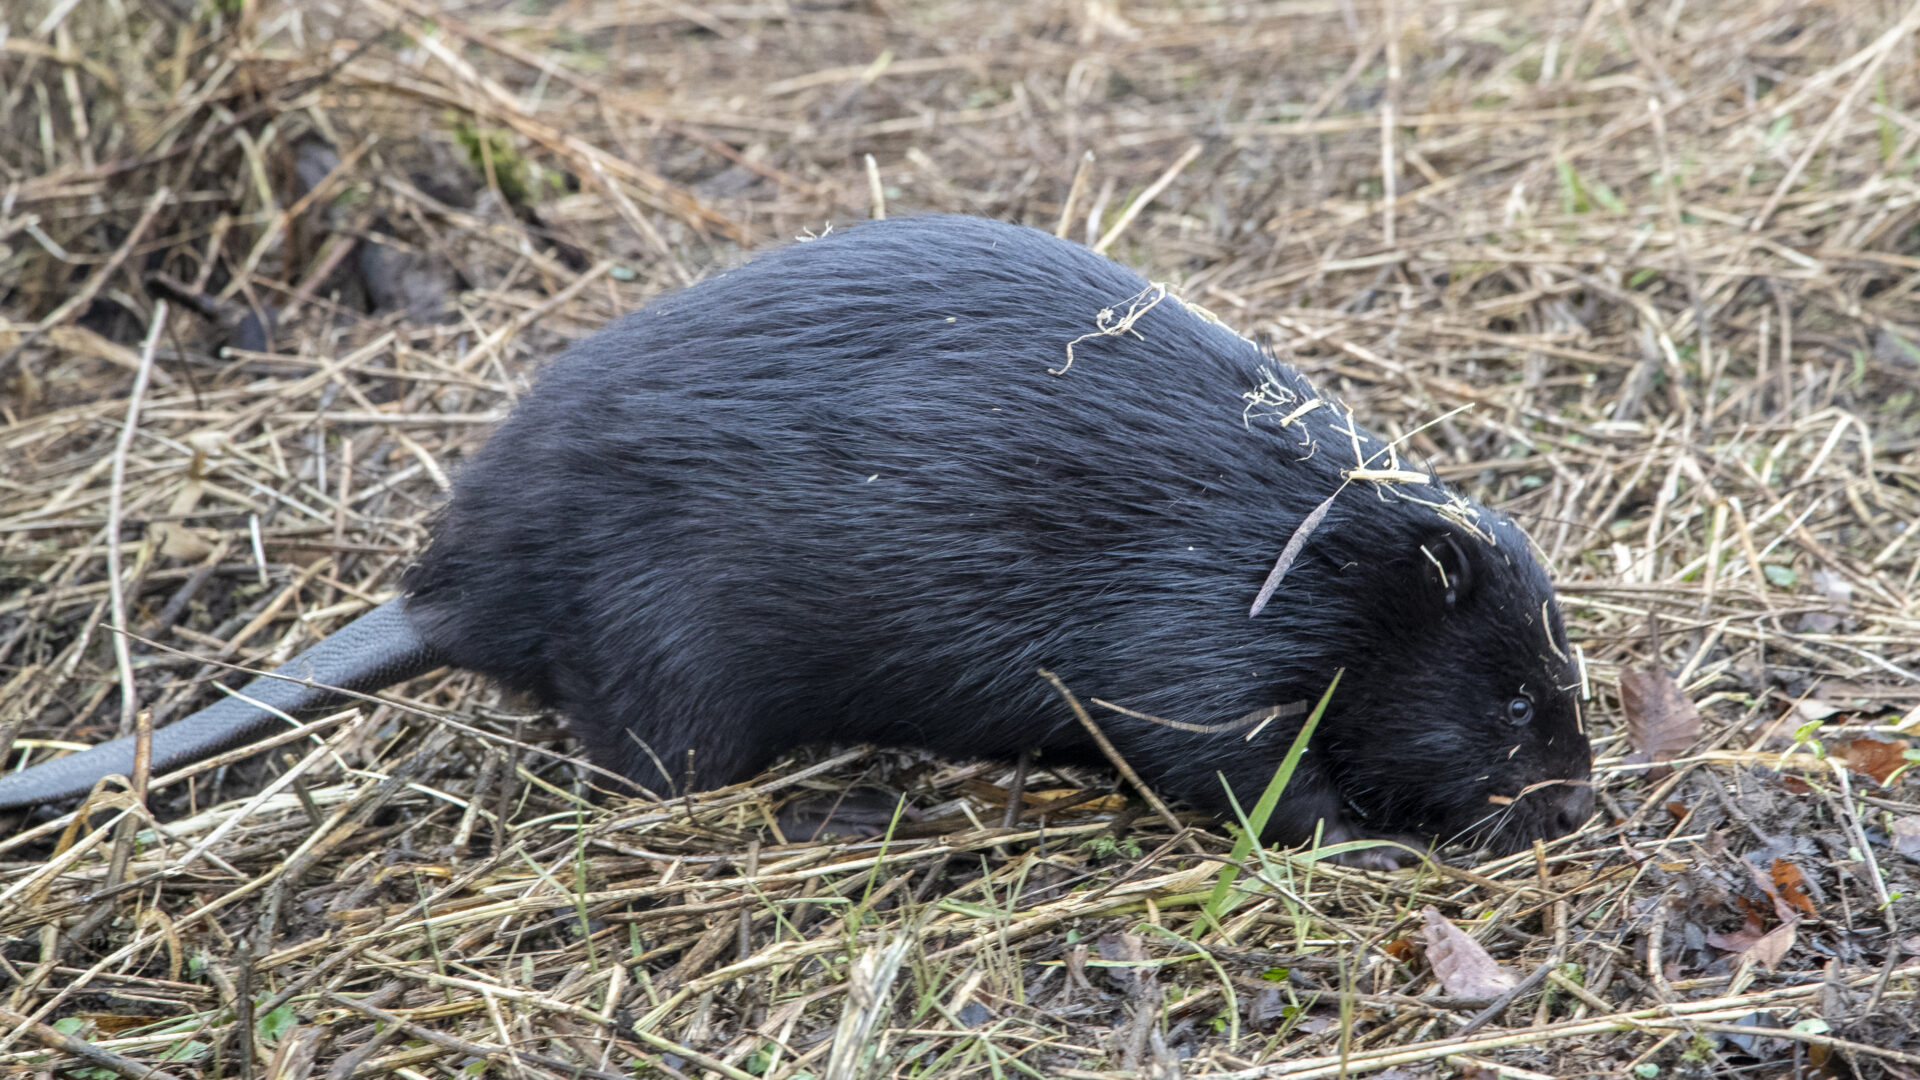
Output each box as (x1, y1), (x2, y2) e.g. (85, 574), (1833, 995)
(1203, 669), (1344, 922)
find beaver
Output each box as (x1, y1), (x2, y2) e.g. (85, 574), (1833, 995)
(0, 215), (1592, 865)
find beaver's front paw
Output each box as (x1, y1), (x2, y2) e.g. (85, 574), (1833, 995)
(1313, 816), (1430, 870)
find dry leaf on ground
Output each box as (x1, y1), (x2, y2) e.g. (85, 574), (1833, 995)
(1746, 919), (1800, 971)
(1619, 668), (1703, 774)
(1843, 737), (1911, 786)
(1892, 817), (1920, 862)
(1420, 906), (1519, 999)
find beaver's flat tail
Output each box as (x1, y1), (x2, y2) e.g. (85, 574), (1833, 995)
(0, 598), (443, 811)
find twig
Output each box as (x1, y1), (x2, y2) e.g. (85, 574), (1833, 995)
(1093, 143), (1201, 254)
(106, 299), (169, 734)
(1037, 668), (1206, 856)
(1056, 150), (1095, 238)
(864, 153), (885, 219)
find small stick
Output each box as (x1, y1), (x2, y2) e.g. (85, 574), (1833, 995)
(1380, 0), (1401, 247)
(864, 153), (886, 219)
(1002, 748), (1034, 829)
(1084, 175), (1116, 248)
(131, 708), (152, 803)
(286, 753), (325, 828)
(1093, 143), (1201, 254)
(1037, 669), (1205, 856)
(107, 300), (169, 735)
(65, 711), (150, 945)
(327, 436), (354, 609)
(1251, 489), (1341, 617)
(1454, 954), (1560, 1037)
(320, 987), (403, 1080)
(1055, 150), (1095, 238)
(234, 940), (257, 1080)
(737, 838), (759, 961)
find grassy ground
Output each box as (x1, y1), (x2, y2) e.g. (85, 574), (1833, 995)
(2, 0), (1919, 1076)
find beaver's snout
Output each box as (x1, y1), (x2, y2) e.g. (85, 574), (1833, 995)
(1546, 783), (1595, 839)
(1543, 780), (1589, 834)
(1485, 777), (1594, 854)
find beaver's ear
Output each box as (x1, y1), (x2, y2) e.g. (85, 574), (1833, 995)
(1417, 533), (1476, 611)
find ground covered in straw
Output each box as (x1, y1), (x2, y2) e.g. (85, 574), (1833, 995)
(3, 0), (1919, 1077)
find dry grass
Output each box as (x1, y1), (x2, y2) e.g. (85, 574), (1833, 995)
(3, 0), (1920, 1076)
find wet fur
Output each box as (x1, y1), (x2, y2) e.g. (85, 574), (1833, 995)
(403, 215), (1592, 859)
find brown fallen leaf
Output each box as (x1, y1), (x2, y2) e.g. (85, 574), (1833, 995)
(1745, 918), (1799, 971)
(151, 471), (216, 560)
(1771, 859), (1817, 918)
(1618, 667), (1702, 777)
(1380, 935), (1416, 962)
(1734, 894), (1770, 926)
(1706, 912), (1797, 971)
(1097, 933), (1154, 995)
(1842, 736), (1910, 786)
(1705, 909), (1765, 954)
(1744, 862), (1789, 923)
(74, 1014), (152, 1036)
(149, 522), (216, 561)
(1891, 817), (1920, 862)
(1746, 859), (1813, 923)
(1420, 906), (1519, 999)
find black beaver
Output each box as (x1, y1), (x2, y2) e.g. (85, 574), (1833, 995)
(0, 215), (1592, 864)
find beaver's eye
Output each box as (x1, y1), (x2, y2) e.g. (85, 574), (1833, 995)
(1506, 697), (1534, 725)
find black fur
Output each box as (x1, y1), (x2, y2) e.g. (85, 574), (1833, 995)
(402, 215), (1591, 862)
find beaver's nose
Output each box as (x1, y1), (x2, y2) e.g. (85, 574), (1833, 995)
(1548, 783), (1595, 837)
